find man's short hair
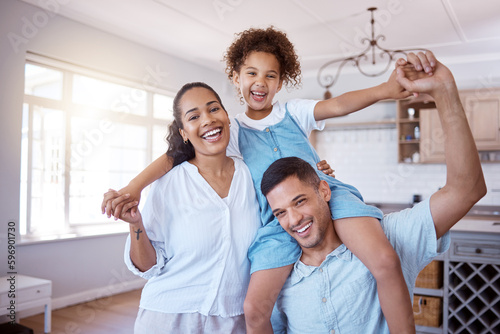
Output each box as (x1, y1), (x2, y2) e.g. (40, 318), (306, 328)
(261, 157), (321, 197)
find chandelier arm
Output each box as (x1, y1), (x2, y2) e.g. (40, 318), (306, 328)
(317, 7), (430, 93)
(317, 57), (358, 89)
(317, 43), (373, 89)
(355, 56), (393, 77)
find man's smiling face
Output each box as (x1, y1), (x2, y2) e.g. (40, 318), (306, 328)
(267, 176), (333, 250)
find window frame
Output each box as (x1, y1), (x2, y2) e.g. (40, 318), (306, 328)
(21, 53), (174, 241)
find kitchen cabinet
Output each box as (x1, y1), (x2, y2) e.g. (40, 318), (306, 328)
(460, 89), (500, 151)
(419, 108), (445, 163)
(396, 96), (436, 163)
(397, 88), (500, 163)
(414, 219), (500, 334)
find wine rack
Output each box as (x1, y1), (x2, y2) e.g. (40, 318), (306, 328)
(448, 261), (500, 333)
(414, 231), (500, 334)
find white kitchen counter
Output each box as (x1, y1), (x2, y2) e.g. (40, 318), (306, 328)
(450, 216), (500, 234)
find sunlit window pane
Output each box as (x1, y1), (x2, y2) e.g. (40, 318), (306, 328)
(30, 106), (66, 234)
(153, 94), (174, 121)
(22, 58), (176, 239)
(152, 124), (169, 159)
(70, 118), (148, 224)
(25, 63), (63, 100)
(20, 104), (29, 235)
(73, 74), (147, 115)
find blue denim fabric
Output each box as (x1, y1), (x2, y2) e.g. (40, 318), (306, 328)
(237, 107), (383, 273)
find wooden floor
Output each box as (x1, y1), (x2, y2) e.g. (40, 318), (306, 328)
(19, 289), (141, 334)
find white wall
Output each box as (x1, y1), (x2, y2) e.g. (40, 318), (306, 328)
(315, 127), (500, 205)
(0, 0), (237, 311)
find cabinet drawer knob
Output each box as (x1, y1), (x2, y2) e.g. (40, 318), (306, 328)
(475, 248), (482, 254)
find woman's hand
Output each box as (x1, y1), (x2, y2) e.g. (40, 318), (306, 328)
(317, 160), (335, 178)
(103, 192), (142, 226)
(116, 194), (142, 226)
(101, 184), (142, 219)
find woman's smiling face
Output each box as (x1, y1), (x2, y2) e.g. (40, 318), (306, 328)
(178, 87), (231, 159)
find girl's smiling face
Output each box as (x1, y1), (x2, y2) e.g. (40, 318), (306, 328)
(178, 87), (230, 160)
(232, 51), (283, 120)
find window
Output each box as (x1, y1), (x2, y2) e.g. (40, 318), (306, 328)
(21, 56), (174, 240)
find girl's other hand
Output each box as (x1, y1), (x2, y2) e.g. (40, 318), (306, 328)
(317, 160), (336, 178)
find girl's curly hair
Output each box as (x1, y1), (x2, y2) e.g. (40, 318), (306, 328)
(223, 26), (302, 89)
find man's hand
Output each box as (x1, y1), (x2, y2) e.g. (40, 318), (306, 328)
(395, 51), (455, 98)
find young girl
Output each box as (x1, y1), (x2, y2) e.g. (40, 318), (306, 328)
(103, 27), (428, 333)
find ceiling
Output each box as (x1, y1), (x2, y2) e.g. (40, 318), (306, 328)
(20, 0), (500, 78)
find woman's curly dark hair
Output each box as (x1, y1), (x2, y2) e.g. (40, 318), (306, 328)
(223, 26), (302, 89)
(165, 82), (226, 167)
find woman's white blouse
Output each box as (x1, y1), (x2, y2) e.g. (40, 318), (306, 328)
(124, 157), (260, 317)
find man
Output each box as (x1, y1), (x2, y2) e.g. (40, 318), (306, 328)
(261, 52), (487, 334)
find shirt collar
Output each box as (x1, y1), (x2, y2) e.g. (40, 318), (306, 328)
(290, 244), (353, 286)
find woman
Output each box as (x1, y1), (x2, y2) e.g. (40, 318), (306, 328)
(108, 82), (260, 333)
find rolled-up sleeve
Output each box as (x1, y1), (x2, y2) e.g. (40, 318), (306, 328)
(123, 235), (168, 279)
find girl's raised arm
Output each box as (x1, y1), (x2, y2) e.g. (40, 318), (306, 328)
(313, 66), (429, 121)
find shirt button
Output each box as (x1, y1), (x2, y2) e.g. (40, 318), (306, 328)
(266, 128), (270, 132)
(274, 148), (278, 152)
(319, 268), (323, 273)
(322, 297), (327, 303)
(330, 330), (335, 334)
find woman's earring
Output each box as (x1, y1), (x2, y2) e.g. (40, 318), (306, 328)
(183, 139), (188, 145)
